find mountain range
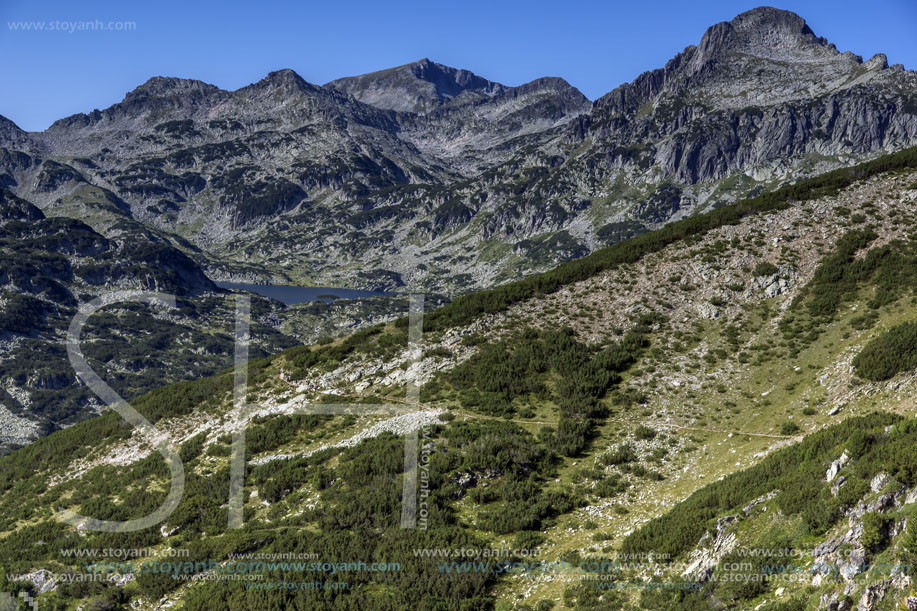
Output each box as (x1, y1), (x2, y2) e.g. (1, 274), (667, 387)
(2, 7), (916, 294)
(5, 6), (917, 610)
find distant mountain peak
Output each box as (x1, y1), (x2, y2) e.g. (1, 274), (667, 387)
(595, 5), (891, 115)
(0, 114), (25, 135)
(43, 77), (227, 133)
(731, 6), (812, 31)
(326, 59), (504, 113)
(403, 59), (499, 96)
(236, 68), (324, 101)
(127, 76), (223, 99)
(259, 68), (310, 88)
(0, 114), (38, 150)
(730, 6), (826, 49)
(693, 6), (829, 65)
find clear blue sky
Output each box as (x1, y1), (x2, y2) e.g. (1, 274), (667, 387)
(2, 0), (916, 131)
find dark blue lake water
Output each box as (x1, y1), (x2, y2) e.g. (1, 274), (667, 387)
(215, 282), (394, 305)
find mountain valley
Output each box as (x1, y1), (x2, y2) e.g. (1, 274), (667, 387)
(4, 6), (917, 611)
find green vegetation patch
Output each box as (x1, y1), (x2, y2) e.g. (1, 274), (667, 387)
(780, 229), (917, 354)
(853, 321), (917, 381)
(435, 324), (649, 456)
(622, 412), (903, 560)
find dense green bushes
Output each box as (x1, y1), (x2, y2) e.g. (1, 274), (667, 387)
(799, 228), (878, 318)
(0, 292), (48, 333)
(853, 321), (917, 381)
(284, 324), (408, 380)
(599, 443), (637, 466)
(2, 419), (526, 608)
(181, 423), (551, 609)
(861, 511), (892, 552)
(441, 326), (647, 456)
(624, 413), (917, 609)
(781, 229), (917, 353)
(442, 421), (572, 534)
(621, 412), (902, 559)
(246, 414), (331, 455)
(753, 262), (778, 277)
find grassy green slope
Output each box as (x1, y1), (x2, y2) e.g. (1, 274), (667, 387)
(2, 147), (917, 609)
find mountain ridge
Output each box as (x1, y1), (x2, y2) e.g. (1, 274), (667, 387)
(3, 145), (917, 609)
(5, 7), (917, 610)
(1, 6), (915, 297)
(326, 58), (508, 113)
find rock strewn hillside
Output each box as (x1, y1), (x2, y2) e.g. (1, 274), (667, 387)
(2, 151), (917, 608)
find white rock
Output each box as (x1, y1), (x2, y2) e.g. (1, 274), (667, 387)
(826, 450), (849, 482)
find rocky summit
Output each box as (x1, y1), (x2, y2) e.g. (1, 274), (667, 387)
(1, 8), (915, 294)
(326, 58), (508, 113)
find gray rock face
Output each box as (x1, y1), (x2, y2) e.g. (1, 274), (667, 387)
(742, 490), (778, 515)
(1, 7), (916, 294)
(327, 58), (505, 113)
(696, 301), (721, 320)
(682, 515), (738, 582)
(827, 450), (850, 482)
(0, 116), (33, 152)
(812, 532), (867, 584)
(871, 472), (891, 493)
(857, 577), (911, 611)
(820, 592), (854, 611)
(13, 569), (57, 594)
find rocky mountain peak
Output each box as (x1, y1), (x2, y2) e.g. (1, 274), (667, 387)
(326, 59), (504, 113)
(865, 52), (889, 70)
(0, 114), (25, 134)
(596, 6), (896, 116)
(408, 58), (499, 97)
(44, 76), (226, 133)
(730, 6), (817, 39)
(253, 68), (312, 90)
(691, 6), (829, 68)
(511, 76), (585, 97)
(127, 76), (223, 98)
(2, 6), (915, 300)
(234, 68), (328, 106)
(0, 115), (35, 150)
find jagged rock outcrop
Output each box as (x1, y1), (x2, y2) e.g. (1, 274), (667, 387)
(0, 116), (34, 153)
(827, 450), (850, 481)
(681, 515), (738, 582)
